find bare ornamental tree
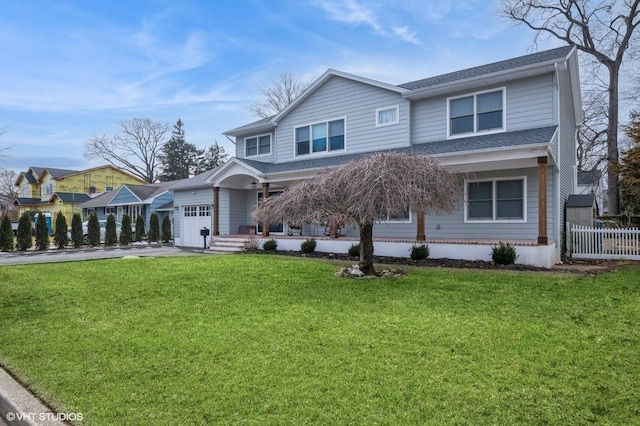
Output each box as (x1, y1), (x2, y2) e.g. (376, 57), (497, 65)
(253, 152), (460, 275)
(501, 0), (640, 215)
(85, 118), (170, 183)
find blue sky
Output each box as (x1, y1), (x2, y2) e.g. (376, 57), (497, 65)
(0, 0), (558, 173)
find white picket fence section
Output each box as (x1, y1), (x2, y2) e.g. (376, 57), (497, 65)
(569, 224), (640, 260)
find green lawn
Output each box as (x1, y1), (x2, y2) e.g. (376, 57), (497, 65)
(0, 255), (639, 425)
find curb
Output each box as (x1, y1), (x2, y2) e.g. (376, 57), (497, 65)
(0, 368), (66, 426)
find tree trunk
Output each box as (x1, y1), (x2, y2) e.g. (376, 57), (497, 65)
(359, 222), (375, 275)
(607, 63), (620, 215)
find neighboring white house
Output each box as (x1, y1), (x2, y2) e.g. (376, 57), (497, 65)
(172, 46), (582, 267)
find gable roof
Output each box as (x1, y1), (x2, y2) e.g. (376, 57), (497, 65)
(49, 192), (91, 203)
(567, 194), (596, 208)
(168, 168), (220, 191)
(13, 197), (42, 206)
(79, 190), (118, 209)
(40, 167), (78, 180)
(577, 169), (602, 186)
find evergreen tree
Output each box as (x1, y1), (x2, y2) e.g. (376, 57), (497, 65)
(618, 112), (640, 215)
(87, 212), (101, 246)
(161, 214), (172, 243)
(71, 213), (83, 247)
(195, 141), (228, 174)
(158, 119), (202, 181)
(148, 213), (159, 243)
(104, 214), (118, 246)
(0, 214), (14, 252)
(53, 211), (68, 249)
(16, 212), (32, 251)
(135, 215), (146, 242)
(120, 214), (133, 245)
(35, 212), (49, 251)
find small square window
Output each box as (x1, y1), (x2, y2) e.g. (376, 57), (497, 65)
(376, 106), (399, 127)
(245, 134), (271, 157)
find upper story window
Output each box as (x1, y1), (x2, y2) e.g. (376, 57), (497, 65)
(376, 106), (399, 127)
(295, 119), (345, 156)
(449, 89), (505, 137)
(465, 177), (526, 223)
(245, 134), (271, 157)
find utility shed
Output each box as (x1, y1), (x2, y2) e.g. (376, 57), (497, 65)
(566, 194), (597, 227)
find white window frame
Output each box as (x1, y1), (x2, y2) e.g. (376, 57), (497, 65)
(184, 206), (198, 217)
(293, 117), (346, 157)
(447, 88), (506, 139)
(244, 133), (272, 158)
(375, 105), (400, 127)
(464, 176), (527, 223)
(383, 209), (412, 223)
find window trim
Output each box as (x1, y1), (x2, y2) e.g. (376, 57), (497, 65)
(447, 88), (506, 139)
(375, 105), (399, 127)
(244, 133), (272, 158)
(293, 117), (346, 157)
(383, 209), (412, 223)
(464, 176), (527, 223)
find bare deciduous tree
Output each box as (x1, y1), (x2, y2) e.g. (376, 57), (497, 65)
(85, 118), (170, 183)
(500, 0), (640, 215)
(248, 73), (310, 119)
(253, 152), (460, 275)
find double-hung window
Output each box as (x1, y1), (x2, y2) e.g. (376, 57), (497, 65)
(295, 119), (345, 156)
(466, 177), (526, 222)
(449, 89), (504, 137)
(245, 134), (271, 157)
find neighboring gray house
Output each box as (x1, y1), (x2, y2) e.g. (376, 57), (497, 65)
(174, 46), (581, 267)
(80, 182), (174, 230)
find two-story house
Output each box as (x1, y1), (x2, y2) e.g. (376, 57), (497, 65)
(172, 46), (581, 267)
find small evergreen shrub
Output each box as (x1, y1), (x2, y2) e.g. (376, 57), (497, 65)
(120, 214), (133, 245)
(71, 213), (83, 247)
(0, 215), (14, 252)
(135, 215), (146, 242)
(161, 214), (172, 243)
(300, 238), (317, 253)
(491, 242), (518, 265)
(35, 212), (50, 251)
(104, 214), (118, 246)
(148, 213), (160, 243)
(348, 243), (360, 257)
(87, 213), (101, 246)
(53, 211), (68, 249)
(410, 244), (429, 260)
(16, 212), (33, 251)
(263, 238), (278, 251)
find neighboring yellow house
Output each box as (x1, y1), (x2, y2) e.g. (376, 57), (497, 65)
(14, 165), (146, 223)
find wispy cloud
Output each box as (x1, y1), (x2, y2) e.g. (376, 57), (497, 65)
(393, 26), (419, 44)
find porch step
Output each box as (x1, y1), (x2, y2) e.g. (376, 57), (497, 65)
(208, 236), (248, 253)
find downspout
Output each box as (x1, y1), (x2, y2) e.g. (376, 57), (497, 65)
(554, 62), (562, 263)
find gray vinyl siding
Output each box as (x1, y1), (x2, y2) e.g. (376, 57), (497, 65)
(410, 74), (555, 143)
(173, 188), (214, 239)
(229, 189), (248, 234)
(274, 76), (410, 162)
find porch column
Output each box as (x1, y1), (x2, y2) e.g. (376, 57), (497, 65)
(538, 156), (548, 245)
(262, 182), (270, 237)
(416, 211), (425, 241)
(213, 186), (220, 236)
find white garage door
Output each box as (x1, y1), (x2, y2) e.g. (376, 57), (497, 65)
(182, 205), (212, 247)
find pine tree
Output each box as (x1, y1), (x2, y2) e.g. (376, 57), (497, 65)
(195, 141), (228, 174)
(53, 211), (68, 249)
(16, 212), (32, 251)
(135, 215), (146, 242)
(158, 119), (202, 181)
(120, 214), (133, 245)
(87, 213), (101, 246)
(71, 213), (83, 247)
(148, 213), (159, 243)
(618, 112), (640, 215)
(0, 215), (14, 251)
(35, 212), (49, 251)
(161, 214), (172, 243)
(105, 214), (117, 246)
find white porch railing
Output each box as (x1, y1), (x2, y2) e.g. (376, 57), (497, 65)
(569, 224), (640, 260)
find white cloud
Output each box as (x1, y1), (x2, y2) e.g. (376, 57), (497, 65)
(393, 26), (420, 44)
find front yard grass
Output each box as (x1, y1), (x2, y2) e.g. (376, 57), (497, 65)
(0, 255), (638, 425)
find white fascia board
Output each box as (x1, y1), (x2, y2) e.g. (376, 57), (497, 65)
(207, 159), (264, 187)
(433, 143), (551, 171)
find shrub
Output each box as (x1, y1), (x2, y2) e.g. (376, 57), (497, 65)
(0, 215), (14, 252)
(491, 242), (518, 265)
(348, 243), (360, 257)
(120, 214), (133, 246)
(87, 213), (101, 246)
(410, 244), (429, 260)
(53, 211), (68, 249)
(71, 213), (83, 247)
(135, 215), (146, 242)
(301, 238), (317, 253)
(104, 214), (118, 246)
(263, 238), (278, 251)
(161, 215), (172, 243)
(16, 212), (32, 251)
(148, 213), (160, 243)
(35, 212), (50, 251)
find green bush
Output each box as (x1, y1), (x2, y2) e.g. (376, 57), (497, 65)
(71, 213), (83, 247)
(87, 213), (101, 246)
(0, 215), (14, 252)
(120, 214), (133, 245)
(16, 212), (33, 251)
(263, 238), (278, 251)
(348, 243), (360, 257)
(35, 212), (49, 251)
(53, 211), (68, 249)
(300, 238), (317, 253)
(104, 214), (118, 246)
(410, 244), (429, 260)
(161, 215), (172, 243)
(148, 213), (160, 243)
(135, 215), (146, 242)
(491, 242), (518, 265)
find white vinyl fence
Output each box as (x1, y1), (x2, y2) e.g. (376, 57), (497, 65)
(569, 224), (640, 260)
